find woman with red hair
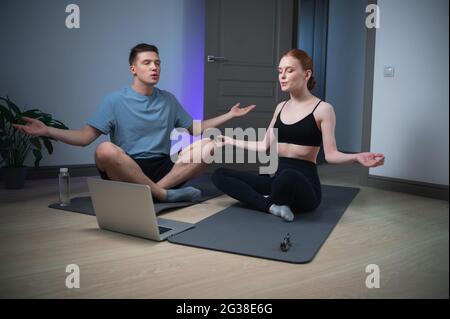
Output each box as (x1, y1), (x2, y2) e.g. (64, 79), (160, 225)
(212, 49), (385, 222)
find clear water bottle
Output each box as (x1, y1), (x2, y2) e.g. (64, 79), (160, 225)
(58, 167), (71, 206)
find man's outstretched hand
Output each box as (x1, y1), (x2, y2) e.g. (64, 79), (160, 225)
(12, 117), (49, 137)
(228, 103), (256, 118)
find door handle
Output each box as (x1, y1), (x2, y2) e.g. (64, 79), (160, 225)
(207, 55), (227, 63)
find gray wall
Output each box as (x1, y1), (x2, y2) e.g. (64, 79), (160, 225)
(325, 0), (368, 153)
(0, 0), (205, 166)
(370, 0), (449, 186)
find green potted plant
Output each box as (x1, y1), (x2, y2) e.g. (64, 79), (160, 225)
(0, 96), (68, 189)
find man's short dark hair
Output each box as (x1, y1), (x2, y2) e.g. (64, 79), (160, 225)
(129, 43), (159, 66)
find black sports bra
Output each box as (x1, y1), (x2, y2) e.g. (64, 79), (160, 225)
(273, 99), (322, 147)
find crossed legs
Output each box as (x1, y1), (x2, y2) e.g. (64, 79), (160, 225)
(212, 167), (321, 222)
(94, 138), (216, 202)
(156, 138), (215, 189)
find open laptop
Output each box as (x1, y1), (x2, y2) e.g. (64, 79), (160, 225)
(87, 178), (195, 241)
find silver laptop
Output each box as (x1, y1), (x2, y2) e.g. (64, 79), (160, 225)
(87, 178), (195, 241)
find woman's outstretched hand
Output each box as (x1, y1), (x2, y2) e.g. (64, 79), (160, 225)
(12, 117), (49, 137)
(356, 152), (385, 167)
(228, 103), (256, 118)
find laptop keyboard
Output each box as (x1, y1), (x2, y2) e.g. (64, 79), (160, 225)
(158, 226), (172, 234)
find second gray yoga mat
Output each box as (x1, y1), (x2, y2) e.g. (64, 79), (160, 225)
(48, 174), (222, 216)
(168, 185), (360, 264)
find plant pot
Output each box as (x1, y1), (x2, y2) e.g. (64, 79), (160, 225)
(2, 166), (28, 189)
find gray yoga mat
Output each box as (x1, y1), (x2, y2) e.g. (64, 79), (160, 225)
(48, 174), (222, 216)
(168, 185), (360, 264)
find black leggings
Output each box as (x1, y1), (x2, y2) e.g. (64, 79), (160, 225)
(212, 157), (322, 214)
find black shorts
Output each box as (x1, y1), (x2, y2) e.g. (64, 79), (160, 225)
(98, 154), (176, 184)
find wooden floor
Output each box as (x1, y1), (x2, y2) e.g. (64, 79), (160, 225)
(0, 164), (448, 299)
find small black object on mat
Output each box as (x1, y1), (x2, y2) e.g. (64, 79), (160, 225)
(168, 185), (360, 264)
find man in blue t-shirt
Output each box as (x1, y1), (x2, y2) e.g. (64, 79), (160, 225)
(14, 43), (255, 202)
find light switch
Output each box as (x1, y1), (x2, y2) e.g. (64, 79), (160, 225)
(384, 66), (395, 77)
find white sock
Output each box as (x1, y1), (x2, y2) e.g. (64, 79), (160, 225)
(269, 204), (294, 222)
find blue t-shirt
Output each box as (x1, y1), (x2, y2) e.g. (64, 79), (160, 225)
(87, 86), (193, 159)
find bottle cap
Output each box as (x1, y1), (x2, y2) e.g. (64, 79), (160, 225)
(60, 168), (68, 173)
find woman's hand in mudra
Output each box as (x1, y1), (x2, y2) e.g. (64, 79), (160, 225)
(356, 152), (385, 167)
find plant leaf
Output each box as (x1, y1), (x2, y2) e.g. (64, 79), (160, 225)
(49, 122), (68, 130)
(0, 116), (4, 131)
(0, 104), (14, 122)
(0, 96), (69, 167)
(41, 116), (53, 125)
(33, 149), (42, 167)
(0, 96), (22, 116)
(30, 137), (42, 150)
(41, 137), (54, 154)
(21, 109), (41, 117)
